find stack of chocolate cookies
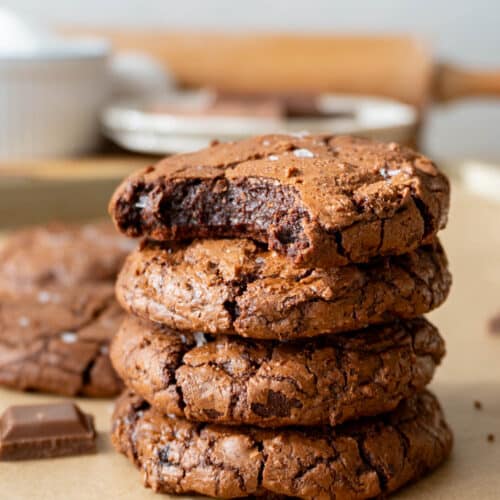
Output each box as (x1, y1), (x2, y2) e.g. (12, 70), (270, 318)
(109, 134), (453, 499)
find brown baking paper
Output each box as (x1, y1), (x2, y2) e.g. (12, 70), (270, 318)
(1, 183), (500, 499)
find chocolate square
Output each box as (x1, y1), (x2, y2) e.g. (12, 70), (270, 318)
(0, 402), (96, 460)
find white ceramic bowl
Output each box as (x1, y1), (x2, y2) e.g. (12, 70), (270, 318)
(0, 38), (110, 160)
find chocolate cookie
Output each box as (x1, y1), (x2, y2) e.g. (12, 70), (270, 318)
(0, 221), (134, 295)
(116, 238), (450, 339)
(112, 390), (452, 499)
(0, 283), (123, 397)
(111, 315), (444, 427)
(110, 134), (450, 267)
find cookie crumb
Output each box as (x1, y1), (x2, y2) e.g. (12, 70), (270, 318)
(474, 400), (483, 410)
(488, 312), (500, 334)
(286, 166), (301, 177)
(487, 433), (495, 443)
(210, 139), (220, 147)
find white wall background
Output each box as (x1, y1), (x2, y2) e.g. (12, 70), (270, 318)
(4, 0), (500, 159)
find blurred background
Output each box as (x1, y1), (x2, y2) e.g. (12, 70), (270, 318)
(4, 0), (500, 159)
(2, 5), (500, 497)
(1, 0), (500, 227)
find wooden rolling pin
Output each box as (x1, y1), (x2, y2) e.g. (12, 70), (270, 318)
(61, 29), (500, 109)
(433, 63), (500, 102)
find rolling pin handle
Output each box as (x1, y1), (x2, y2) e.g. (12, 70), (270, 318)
(435, 63), (500, 102)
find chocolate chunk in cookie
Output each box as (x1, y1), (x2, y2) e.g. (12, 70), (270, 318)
(109, 135), (450, 267)
(0, 284), (123, 397)
(0, 221), (134, 295)
(112, 390), (452, 499)
(116, 238), (451, 339)
(111, 315), (444, 427)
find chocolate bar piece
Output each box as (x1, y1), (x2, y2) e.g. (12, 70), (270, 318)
(0, 402), (96, 460)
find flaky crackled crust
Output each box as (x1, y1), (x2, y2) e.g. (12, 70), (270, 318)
(111, 316), (444, 427)
(116, 238), (451, 339)
(0, 221), (134, 295)
(110, 135), (450, 267)
(0, 284), (123, 397)
(112, 390), (452, 499)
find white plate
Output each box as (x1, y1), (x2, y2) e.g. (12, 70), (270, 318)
(102, 91), (417, 154)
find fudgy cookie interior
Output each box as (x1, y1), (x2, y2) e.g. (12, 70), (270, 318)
(114, 177), (311, 260)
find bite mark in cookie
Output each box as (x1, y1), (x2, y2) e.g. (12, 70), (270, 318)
(110, 135), (450, 267)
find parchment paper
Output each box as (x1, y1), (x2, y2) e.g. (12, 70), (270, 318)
(1, 182), (500, 499)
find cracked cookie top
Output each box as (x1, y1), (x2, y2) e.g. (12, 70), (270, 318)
(0, 283), (123, 397)
(111, 315), (445, 427)
(0, 221), (132, 397)
(116, 238), (451, 339)
(109, 134), (450, 267)
(112, 389), (453, 499)
(0, 221), (135, 295)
